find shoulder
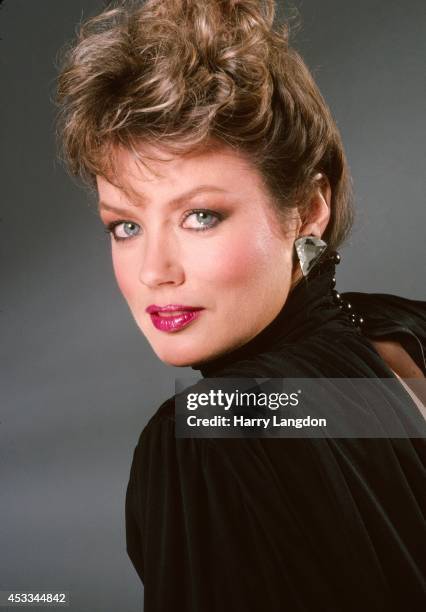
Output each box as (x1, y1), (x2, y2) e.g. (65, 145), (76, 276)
(134, 395), (175, 457)
(134, 393), (211, 466)
(132, 390), (264, 488)
(144, 395), (175, 431)
(342, 291), (426, 375)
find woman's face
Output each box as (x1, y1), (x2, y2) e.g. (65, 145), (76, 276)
(97, 143), (301, 367)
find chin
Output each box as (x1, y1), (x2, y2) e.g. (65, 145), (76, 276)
(152, 341), (206, 368)
(151, 335), (229, 368)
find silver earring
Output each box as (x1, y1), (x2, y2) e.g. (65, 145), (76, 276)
(294, 235), (327, 277)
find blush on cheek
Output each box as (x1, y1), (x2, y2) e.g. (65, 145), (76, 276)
(196, 257), (246, 292)
(200, 234), (273, 287)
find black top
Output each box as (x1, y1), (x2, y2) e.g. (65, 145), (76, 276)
(125, 257), (426, 612)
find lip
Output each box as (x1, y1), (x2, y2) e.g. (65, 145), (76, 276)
(145, 304), (204, 333)
(146, 304), (203, 314)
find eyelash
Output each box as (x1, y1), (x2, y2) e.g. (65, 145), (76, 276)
(104, 208), (223, 242)
(104, 220), (139, 242)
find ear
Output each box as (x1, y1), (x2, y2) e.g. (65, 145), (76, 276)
(299, 173), (331, 238)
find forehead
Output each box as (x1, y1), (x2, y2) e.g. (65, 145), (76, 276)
(97, 142), (272, 208)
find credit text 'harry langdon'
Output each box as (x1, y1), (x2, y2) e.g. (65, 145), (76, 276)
(186, 415), (327, 429)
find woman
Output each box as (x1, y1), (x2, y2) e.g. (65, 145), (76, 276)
(56, 0), (426, 610)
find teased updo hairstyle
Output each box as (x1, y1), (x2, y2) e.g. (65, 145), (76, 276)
(56, 0), (353, 250)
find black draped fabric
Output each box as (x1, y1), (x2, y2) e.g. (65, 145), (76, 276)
(125, 258), (426, 612)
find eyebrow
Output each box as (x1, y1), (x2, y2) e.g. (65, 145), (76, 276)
(98, 185), (229, 214)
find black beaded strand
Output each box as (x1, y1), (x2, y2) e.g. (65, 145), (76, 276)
(324, 250), (364, 329)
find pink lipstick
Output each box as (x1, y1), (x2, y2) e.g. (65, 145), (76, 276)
(145, 304), (204, 333)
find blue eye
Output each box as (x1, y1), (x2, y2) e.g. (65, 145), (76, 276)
(182, 209), (222, 231)
(104, 209), (222, 240)
(105, 221), (141, 241)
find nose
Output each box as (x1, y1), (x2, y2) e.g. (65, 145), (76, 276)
(138, 231), (185, 288)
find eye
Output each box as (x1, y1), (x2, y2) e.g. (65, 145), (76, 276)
(181, 209), (222, 231)
(105, 220), (141, 241)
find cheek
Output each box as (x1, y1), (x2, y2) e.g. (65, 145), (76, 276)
(111, 249), (138, 302)
(187, 229), (289, 290)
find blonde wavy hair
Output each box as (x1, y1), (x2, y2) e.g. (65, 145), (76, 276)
(56, 0), (353, 250)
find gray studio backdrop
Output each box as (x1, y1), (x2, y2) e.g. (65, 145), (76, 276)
(1, 1), (425, 611)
